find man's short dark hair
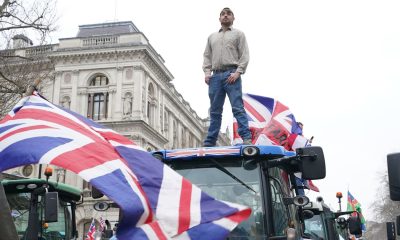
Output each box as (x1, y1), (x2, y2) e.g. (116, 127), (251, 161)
(220, 7), (234, 16)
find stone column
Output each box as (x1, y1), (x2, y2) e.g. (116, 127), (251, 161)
(78, 89), (87, 116)
(107, 89), (116, 120)
(114, 66), (124, 119)
(156, 87), (162, 132)
(132, 66), (144, 120)
(52, 71), (62, 104)
(70, 70), (79, 111)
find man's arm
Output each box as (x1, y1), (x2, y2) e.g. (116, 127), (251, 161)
(202, 37), (213, 77)
(236, 31), (249, 75)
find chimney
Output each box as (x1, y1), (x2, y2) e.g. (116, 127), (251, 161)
(12, 34), (33, 49)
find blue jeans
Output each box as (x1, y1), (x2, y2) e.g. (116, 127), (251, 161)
(204, 69), (251, 146)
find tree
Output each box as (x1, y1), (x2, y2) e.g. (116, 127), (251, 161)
(371, 172), (400, 222)
(361, 172), (400, 239)
(0, 0), (57, 117)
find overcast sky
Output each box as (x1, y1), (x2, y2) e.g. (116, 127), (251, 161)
(53, 0), (400, 220)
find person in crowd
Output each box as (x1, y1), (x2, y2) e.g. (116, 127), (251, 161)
(202, 7), (252, 147)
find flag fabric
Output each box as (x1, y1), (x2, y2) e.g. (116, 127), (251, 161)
(294, 173), (320, 194)
(99, 216), (106, 232)
(233, 93), (308, 149)
(347, 191), (366, 231)
(86, 218), (96, 240)
(233, 93), (319, 192)
(0, 92), (251, 239)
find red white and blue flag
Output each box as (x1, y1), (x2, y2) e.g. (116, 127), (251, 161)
(86, 218), (96, 240)
(0, 92), (251, 239)
(233, 93), (308, 150)
(99, 216), (106, 232)
(166, 147), (240, 158)
(233, 93), (319, 192)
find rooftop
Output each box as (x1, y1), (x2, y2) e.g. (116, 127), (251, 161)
(76, 21), (140, 38)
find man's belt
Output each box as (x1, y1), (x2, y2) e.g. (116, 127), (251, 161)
(213, 65), (237, 73)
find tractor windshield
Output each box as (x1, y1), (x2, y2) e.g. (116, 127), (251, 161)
(7, 192), (72, 240)
(168, 158), (266, 239)
(304, 214), (327, 240)
(2, 178), (81, 240)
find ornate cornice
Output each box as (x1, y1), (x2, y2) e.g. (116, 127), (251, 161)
(50, 48), (172, 83)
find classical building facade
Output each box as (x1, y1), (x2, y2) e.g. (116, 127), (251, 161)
(1, 21), (231, 238)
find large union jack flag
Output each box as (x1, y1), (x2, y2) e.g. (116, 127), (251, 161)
(233, 93), (319, 192)
(0, 92), (250, 239)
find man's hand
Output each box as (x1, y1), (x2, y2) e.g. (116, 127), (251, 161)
(226, 72), (241, 84)
(205, 75), (211, 85)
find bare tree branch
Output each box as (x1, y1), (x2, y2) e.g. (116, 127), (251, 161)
(0, 0), (57, 118)
(371, 172), (400, 222)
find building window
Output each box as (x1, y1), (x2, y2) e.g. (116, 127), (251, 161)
(164, 110), (169, 137)
(181, 128), (185, 148)
(173, 120), (178, 149)
(87, 74), (109, 120)
(189, 134), (193, 148)
(88, 93), (108, 120)
(147, 83), (156, 126)
(82, 180), (92, 198)
(90, 75), (108, 86)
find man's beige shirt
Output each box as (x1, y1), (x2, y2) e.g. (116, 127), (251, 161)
(202, 27), (249, 77)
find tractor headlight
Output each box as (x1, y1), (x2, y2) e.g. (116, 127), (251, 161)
(242, 146), (259, 157)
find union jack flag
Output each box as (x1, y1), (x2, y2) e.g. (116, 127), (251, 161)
(166, 147), (240, 158)
(233, 93), (308, 149)
(233, 93), (319, 192)
(99, 216), (106, 232)
(86, 218), (96, 240)
(0, 92), (251, 239)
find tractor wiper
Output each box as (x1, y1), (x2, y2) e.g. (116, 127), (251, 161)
(210, 159), (256, 193)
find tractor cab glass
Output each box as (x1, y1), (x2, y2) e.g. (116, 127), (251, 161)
(167, 157), (293, 239)
(304, 214), (326, 239)
(157, 145), (326, 239)
(2, 179), (81, 240)
(169, 158), (266, 238)
(8, 192), (72, 239)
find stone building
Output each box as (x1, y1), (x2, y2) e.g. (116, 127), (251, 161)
(1, 21), (231, 238)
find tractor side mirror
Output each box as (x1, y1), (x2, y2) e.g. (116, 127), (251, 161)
(387, 222), (396, 240)
(44, 192), (58, 222)
(396, 216), (400, 236)
(297, 146), (326, 180)
(302, 209), (314, 220)
(348, 215), (362, 236)
(387, 153), (400, 201)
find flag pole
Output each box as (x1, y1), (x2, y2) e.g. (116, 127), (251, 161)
(24, 79), (41, 96)
(25, 79), (43, 178)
